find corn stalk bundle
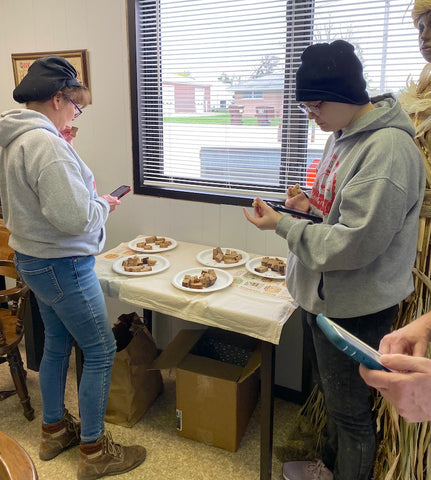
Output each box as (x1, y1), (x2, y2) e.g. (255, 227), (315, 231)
(370, 62), (431, 480)
(296, 65), (431, 479)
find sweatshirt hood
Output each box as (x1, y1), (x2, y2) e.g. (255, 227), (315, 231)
(0, 109), (59, 148)
(340, 93), (416, 141)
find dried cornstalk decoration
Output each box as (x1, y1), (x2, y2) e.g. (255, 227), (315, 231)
(294, 65), (431, 479)
(371, 62), (431, 480)
(297, 384), (326, 440)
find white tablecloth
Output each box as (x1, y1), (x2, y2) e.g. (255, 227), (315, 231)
(95, 239), (297, 344)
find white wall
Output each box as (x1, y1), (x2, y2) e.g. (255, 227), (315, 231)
(0, 0), (302, 393)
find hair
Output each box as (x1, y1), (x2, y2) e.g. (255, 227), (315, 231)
(61, 86), (91, 108)
(412, 0), (431, 27)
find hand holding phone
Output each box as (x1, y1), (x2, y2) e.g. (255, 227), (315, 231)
(110, 185), (131, 198)
(316, 314), (393, 371)
(266, 202), (322, 223)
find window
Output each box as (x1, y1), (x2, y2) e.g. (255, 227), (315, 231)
(242, 91), (264, 99)
(127, 0), (424, 207)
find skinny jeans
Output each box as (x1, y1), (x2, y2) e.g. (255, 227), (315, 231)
(14, 252), (116, 443)
(303, 305), (398, 480)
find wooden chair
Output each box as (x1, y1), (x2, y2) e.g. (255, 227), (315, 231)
(0, 219), (14, 260)
(0, 430), (38, 479)
(0, 259), (35, 420)
(1, 220), (45, 373)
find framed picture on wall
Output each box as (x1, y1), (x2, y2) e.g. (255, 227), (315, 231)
(11, 49), (90, 90)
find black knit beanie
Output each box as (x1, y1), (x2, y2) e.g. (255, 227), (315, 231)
(295, 40), (370, 105)
(13, 56), (84, 103)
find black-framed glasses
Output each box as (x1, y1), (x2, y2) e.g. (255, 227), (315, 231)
(68, 98), (83, 119)
(298, 102), (322, 117)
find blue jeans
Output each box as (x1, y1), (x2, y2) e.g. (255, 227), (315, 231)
(14, 252), (116, 443)
(303, 306), (398, 480)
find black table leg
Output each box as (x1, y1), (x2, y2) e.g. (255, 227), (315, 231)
(260, 341), (275, 480)
(143, 309), (152, 333)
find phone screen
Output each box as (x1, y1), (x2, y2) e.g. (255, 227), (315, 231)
(266, 202), (322, 223)
(110, 185), (131, 198)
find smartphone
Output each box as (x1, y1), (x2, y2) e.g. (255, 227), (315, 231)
(316, 313), (392, 371)
(110, 185), (131, 198)
(266, 201), (323, 223)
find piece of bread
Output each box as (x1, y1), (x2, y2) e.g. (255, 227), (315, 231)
(224, 253), (242, 263)
(190, 276), (204, 289)
(290, 183), (302, 196)
(183, 269), (217, 289)
(124, 265), (152, 272)
(255, 265), (269, 273)
(121, 255), (157, 272)
(212, 247), (242, 264)
(214, 252), (224, 263)
(122, 255), (141, 267)
(213, 247), (223, 260)
(158, 241), (172, 248)
(199, 269), (216, 287)
(258, 256), (286, 273)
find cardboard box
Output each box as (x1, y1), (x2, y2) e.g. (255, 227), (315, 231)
(152, 327), (261, 451)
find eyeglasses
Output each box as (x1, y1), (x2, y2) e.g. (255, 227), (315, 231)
(68, 98), (83, 119)
(298, 102), (322, 117)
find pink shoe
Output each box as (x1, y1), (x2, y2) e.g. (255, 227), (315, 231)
(282, 460), (333, 480)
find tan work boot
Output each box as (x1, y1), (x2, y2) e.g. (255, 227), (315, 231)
(39, 409), (81, 460)
(77, 431), (146, 480)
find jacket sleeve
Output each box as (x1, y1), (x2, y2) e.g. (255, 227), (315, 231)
(276, 133), (422, 272)
(276, 179), (406, 272)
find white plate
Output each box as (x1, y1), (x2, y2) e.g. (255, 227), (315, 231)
(112, 254), (170, 276)
(245, 256), (287, 280)
(128, 236), (178, 253)
(196, 248), (249, 268)
(172, 268), (233, 293)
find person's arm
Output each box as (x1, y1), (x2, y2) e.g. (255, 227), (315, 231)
(242, 197), (283, 231)
(359, 355), (431, 423)
(378, 311), (431, 356)
(359, 312), (431, 423)
(285, 186), (310, 212)
(100, 194), (121, 213)
(60, 125), (78, 146)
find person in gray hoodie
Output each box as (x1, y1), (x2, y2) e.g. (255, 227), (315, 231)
(0, 56), (146, 480)
(243, 40), (425, 480)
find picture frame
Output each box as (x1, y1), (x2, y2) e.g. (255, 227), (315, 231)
(11, 49), (90, 90)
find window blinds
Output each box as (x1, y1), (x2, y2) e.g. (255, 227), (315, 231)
(129, 0), (424, 205)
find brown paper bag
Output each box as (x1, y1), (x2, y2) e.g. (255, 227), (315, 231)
(105, 313), (163, 427)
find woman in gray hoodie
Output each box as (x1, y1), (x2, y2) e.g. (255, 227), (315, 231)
(0, 56), (146, 480)
(244, 40), (425, 480)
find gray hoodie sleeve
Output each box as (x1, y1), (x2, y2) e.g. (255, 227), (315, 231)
(276, 126), (423, 273)
(276, 178), (406, 272)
